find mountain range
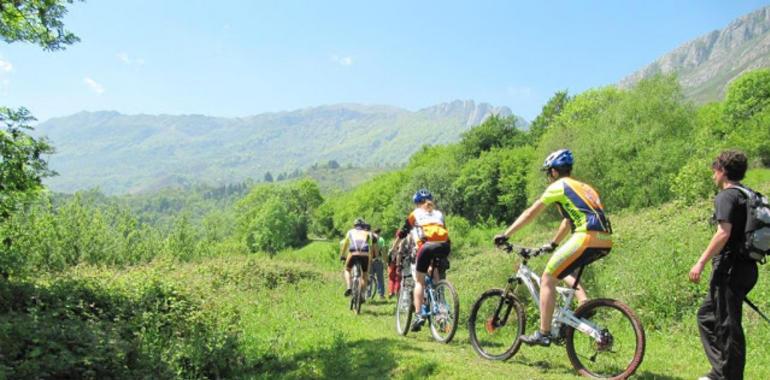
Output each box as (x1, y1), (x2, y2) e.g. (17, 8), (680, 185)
(619, 5), (770, 103)
(38, 100), (519, 193)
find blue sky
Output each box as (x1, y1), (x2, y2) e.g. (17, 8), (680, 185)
(1, 0), (768, 122)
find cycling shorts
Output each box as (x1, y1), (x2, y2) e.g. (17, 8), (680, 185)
(346, 252), (371, 273)
(545, 232), (612, 280)
(415, 241), (450, 273)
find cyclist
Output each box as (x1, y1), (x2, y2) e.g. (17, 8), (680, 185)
(340, 218), (375, 298)
(494, 149), (612, 346)
(395, 189), (451, 332)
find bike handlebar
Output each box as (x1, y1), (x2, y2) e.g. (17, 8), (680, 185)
(495, 241), (545, 259)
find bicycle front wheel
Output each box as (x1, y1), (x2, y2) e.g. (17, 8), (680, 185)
(565, 298), (645, 379)
(468, 288), (525, 360)
(395, 280), (413, 336)
(429, 280), (459, 344)
(367, 274), (378, 300)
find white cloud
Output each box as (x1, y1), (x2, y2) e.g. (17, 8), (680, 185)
(331, 54), (353, 66)
(116, 51), (145, 65)
(84, 77), (105, 95)
(0, 58), (12, 72)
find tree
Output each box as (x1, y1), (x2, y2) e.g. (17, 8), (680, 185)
(724, 68), (770, 126)
(0, 108), (55, 220)
(263, 171), (273, 182)
(529, 90), (570, 142)
(0, 0), (81, 50)
(459, 114), (528, 159)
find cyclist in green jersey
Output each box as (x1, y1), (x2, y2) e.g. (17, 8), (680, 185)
(494, 149), (613, 346)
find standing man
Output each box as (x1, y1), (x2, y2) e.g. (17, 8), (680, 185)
(689, 150), (758, 380)
(372, 228), (387, 300)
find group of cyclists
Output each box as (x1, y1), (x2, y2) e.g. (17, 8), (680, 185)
(340, 148), (612, 337)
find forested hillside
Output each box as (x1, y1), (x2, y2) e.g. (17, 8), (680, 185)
(4, 69), (770, 378)
(36, 101), (521, 194)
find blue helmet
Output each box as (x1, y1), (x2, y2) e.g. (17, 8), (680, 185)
(412, 188), (433, 204)
(542, 149), (574, 170)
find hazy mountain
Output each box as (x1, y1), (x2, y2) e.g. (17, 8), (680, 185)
(619, 5), (770, 103)
(38, 100), (523, 194)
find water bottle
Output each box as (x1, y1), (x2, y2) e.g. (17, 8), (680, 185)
(421, 304), (430, 316)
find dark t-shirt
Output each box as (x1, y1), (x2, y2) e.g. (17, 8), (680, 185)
(711, 186), (748, 274)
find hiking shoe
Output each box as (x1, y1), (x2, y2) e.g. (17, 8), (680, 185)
(520, 330), (551, 347)
(343, 288), (352, 297)
(411, 315), (427, 332)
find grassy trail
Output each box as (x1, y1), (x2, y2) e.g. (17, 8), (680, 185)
(235, 242), (769, 379)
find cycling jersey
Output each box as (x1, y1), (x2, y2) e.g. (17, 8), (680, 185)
(400, 208), (449, 245)
(539, 177), (612, 234)
(341, 227), (373, 254)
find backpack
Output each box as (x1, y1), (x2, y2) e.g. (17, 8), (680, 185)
(733, 186), (770, 264)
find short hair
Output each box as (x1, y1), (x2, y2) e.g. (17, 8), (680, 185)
(552, 165), (572, 177)
(712, 150), (748, 181)
(374, 228), (381, 234)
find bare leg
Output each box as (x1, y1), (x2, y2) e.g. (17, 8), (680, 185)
(414, 271), (426, 314)
(563, 274), (588, 305)
(344, 269), (351, 289)
(540, 273), (558, 333)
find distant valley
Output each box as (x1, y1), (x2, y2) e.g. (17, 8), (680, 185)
(38, 100), (521, 194)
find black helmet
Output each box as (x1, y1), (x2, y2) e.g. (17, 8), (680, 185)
(353, 218), (367, 227)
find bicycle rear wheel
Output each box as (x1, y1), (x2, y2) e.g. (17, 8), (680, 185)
(565, 298), (645, 379)
(395, 277), (414, 336)
(429, 280), (459, 343)
(468, 288), (525, 360)
(351, 264), (362, 315)
(367, 273), (378, 300)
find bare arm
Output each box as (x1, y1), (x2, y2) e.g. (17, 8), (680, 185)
(501, 200), (547, 238)
(552, 218), (571, 245)
(689, 222), (732, 283)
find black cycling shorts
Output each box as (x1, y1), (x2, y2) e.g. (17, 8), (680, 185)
(346, 254), (370, 273)
(415, 241), (450, 273)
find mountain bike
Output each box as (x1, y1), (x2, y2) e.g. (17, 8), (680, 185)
(349, 261), (364, 315)
(468, 242), (645, 379)
(395, 254), (460, 343)
(366, 259), (381, 300)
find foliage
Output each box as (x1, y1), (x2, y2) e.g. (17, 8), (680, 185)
(0, 107), (55, 220)
(236, 179), (323, 253)
(724, 68), (770, 126)
(0, 0), (80, 50)
(458, 114), (529, 159)
(528, 90), (571, 141)
(534, 75), (697, 209)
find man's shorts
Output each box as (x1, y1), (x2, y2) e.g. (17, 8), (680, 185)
(545, 232), (612, 280)
(346, 252), (371, 273)
(415, 241), (450, 273)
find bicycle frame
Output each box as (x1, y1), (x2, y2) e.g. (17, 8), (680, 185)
(511, 261), (605, 342)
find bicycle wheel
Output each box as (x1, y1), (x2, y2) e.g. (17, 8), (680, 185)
(468, 288), (525, 360)
(395, 278), (414, 336)
(367, 274), (377, 300)
(351, 265), (362, 315)
(429, 280), (460, 343)
(565, 298), (645, 379)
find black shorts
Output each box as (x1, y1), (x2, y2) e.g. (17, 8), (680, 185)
(346, 254), (370, 273)
(415, 241), (450, 273)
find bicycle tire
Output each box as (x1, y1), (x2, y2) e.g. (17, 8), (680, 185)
(468, 288), (525, 360)
(367, 273), (378, 300)
(429, 280), (460, 344)
(395, 278), (414, 336)
(565, 298), (645, 379)
(351, 264), (362, 315)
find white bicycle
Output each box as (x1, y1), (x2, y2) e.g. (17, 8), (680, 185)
(468, 242), (645, 379)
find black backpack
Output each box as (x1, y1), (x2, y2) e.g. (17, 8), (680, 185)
(733, 186), (770, 264)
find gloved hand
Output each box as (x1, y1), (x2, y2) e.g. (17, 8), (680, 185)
(493, 234), (508, 245)
(339, 255), (346, 262)
(539, 241), (558, 254)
